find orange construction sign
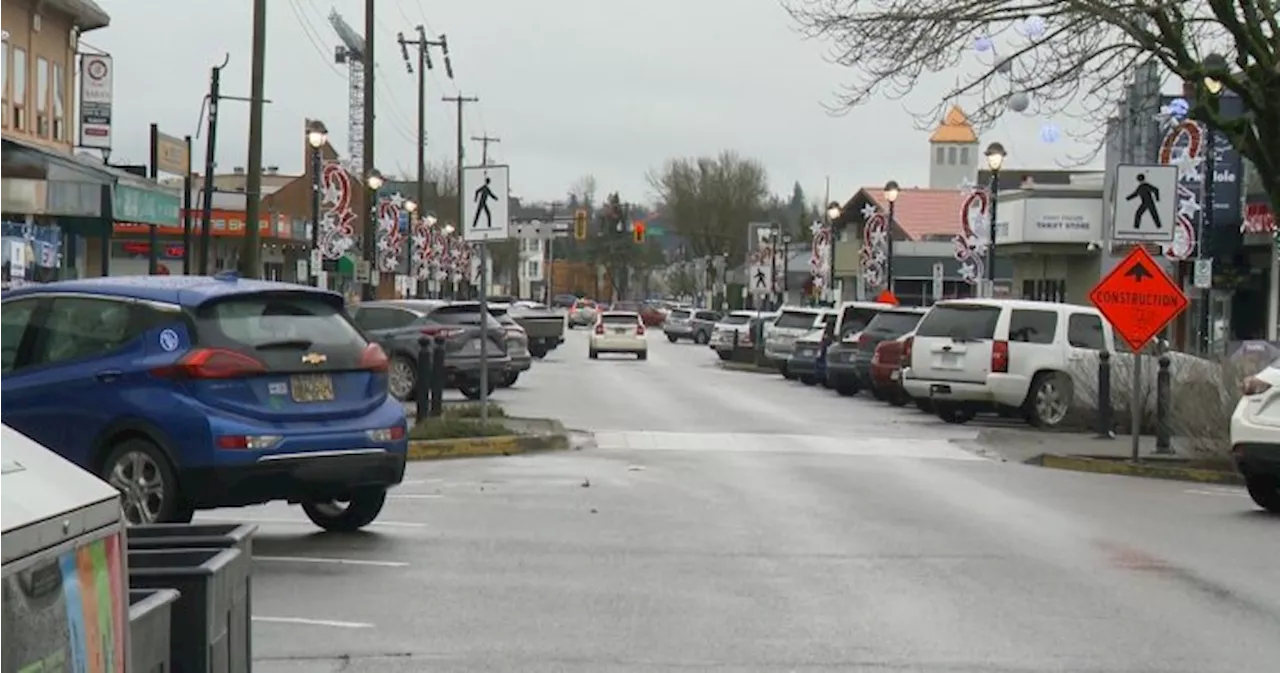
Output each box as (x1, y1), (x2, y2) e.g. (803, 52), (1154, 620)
(1087, 246), (1188, 352)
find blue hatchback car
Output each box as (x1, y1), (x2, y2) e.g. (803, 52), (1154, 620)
(1, 273), (409, 531)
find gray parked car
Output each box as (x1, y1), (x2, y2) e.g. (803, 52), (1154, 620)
(488, 305), (533, 385)
(351, 300), (511, 401)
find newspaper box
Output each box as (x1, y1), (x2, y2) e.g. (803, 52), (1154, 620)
(1, 423), (130, 672)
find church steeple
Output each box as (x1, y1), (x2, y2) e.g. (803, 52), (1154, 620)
(928, 105), (979, 189)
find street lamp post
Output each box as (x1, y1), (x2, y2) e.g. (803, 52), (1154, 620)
(306, 120), (328, 287)
(363, 169), (385, 300)
(826, 201), (842, 304)
(1198, 52), (1227, 354)
(883, 180), (900, 293)
(984, 142), (1007, 298)
(402, 199), (418, 298)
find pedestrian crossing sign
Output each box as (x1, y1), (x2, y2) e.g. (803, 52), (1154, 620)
(462, 165), (510, 242)
(1112, 164), (1177, 244)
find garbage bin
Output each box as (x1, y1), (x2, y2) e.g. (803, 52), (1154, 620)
(127, 523), (257, 672)
(130, 588), (180, 673)
(128, 547), (248, 673)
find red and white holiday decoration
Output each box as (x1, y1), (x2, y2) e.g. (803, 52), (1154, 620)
(318, 161), (357, 261)
(953, 185), (991, 285)
(1156, 119), (1204, 261)
(859, 203), (889, 289)
(809, 220), (831, 291)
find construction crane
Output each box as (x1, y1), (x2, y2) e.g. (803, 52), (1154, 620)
(328, 8), (365, 177)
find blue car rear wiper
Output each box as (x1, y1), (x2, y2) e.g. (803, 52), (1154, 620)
(254, 339), (314, 350)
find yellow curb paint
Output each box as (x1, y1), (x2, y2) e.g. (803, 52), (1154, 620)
(1037, 454), (1244, 486)
(406, 433), (569, 461)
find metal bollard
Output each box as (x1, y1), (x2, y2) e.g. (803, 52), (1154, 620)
(415, 336), (433, 423)
(1095, 350), (1114, 439)
(1155, 353), (1172, 453)
(732, 330), (739, 356)
(429, 337), (446, 418)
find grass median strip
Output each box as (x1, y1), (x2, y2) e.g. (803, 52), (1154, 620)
(1029, 453), (1244, 486)
(407, 415), (570, 460)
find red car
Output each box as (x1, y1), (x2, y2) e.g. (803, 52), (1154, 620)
(870, 335), (912, 406)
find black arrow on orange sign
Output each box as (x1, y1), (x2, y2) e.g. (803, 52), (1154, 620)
(1124, 261), (1154, 283)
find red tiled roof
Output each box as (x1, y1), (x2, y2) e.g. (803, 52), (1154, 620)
(857, 187), (967, 241)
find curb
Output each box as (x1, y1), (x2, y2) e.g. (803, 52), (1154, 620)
(407, 432), (570, 461)
(716, 360), (777, 374)
(1027, 453), (1244, 485)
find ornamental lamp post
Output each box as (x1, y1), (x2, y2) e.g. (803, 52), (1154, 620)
(1197, 52), (1227, 354)
(826, 201), (842, 303)
(983, 142), (1007, 297)
(306, 119), (328, 286)
(403, 198), (418, 296)
(883, 180), (900, 292)
(361, 169), (385, 300)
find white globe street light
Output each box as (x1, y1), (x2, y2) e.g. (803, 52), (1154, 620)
(306, 119), (328, 149)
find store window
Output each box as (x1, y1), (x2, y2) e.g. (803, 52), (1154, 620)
(35, 57), (48, 136)
(52, 63), (64, 140)
(12, 47), (26, 130)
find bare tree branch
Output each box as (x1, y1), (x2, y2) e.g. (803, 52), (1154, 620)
(784, 0), (1280, 212)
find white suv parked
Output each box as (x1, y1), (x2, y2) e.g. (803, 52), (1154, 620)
(901, 299), (1117, 428)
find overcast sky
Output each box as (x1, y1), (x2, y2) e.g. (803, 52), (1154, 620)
(92, 0), (1105, 205)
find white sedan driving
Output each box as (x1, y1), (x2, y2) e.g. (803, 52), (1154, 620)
(589, 311), (648, 360)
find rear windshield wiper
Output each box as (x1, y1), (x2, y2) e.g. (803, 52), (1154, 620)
(254, 339), (314, 351)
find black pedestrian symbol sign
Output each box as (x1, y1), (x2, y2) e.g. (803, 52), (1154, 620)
(1125, 173), (1163, 230)
(1124, 261), (1153, 283)
(755, 268), (767, 287)
(472, 176), (497, 229)
(461, 165), (509, 242)
(1112, 164), (1177, 244)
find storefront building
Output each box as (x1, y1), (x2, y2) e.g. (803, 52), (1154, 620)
(111, 207), (310, 279)
(991, 186), (1105, 304)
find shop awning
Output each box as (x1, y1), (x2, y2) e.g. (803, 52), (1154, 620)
(1, 137), (114, 217)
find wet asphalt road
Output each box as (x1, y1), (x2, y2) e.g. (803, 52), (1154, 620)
(203, 328), (1280, 672)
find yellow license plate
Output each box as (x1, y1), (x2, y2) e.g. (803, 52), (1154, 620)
(290, 374), (335, 402)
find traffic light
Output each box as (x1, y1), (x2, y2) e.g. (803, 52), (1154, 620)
(633, 221), (646, 244)
(574, 209), (588, 240)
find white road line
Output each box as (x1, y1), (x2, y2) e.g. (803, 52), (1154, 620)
(1183, 488), (1249, 498)
(399, 478), (443, 485)
(389, 493), (443, 500)
(253, 556), (409, 568)
(203, 517), (427, 529)
(252, 616), (373, 629)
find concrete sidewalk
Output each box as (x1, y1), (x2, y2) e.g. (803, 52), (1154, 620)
(957, 425), (1210, 464)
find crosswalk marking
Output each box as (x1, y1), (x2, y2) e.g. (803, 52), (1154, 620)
(592, 431), (984, 461)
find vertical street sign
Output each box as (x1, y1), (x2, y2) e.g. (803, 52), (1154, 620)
(79, 54), (114, 150)
(1111, 164), (1177, 243)
(461, 164), (510, 242)
(1088, 245), (1188, 352)
(931, 262), (944, 303)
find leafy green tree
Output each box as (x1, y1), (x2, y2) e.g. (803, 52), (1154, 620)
(786, 0), (1280, 214)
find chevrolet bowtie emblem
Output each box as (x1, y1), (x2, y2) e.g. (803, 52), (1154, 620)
(301, 352), (327, 365)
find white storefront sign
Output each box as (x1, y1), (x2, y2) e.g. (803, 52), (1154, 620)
(994, 196), (1102, 245)
(79, 54), (114, 150)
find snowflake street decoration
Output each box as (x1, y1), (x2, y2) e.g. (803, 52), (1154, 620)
(1156, 121), (1205, 260)
(1018, 15), (1047, 40)
(318, 161), (358, 261)
(374, 194), (407, 273)
(974, 35), (993, 52)
(1040, 123), (1061, 143)
(1164, 97), (1190, 120)
(953, 187), (992, 285)
(860, 208), (889, 289)
(810, 222), (831, 289)
(957, 176), (978, 198)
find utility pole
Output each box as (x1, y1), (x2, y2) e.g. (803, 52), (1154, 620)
(398, 28), (452, 291)
(471, 135), (500, 166)
(545, 201), (561, 303)
(361, 0), (377, 300)
(442, 93), (479, 223)
(240, 0), (268, 278)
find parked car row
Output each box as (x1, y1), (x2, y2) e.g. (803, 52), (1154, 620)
(354, 298), (566, 401)
(742, 299), (1121, 426)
